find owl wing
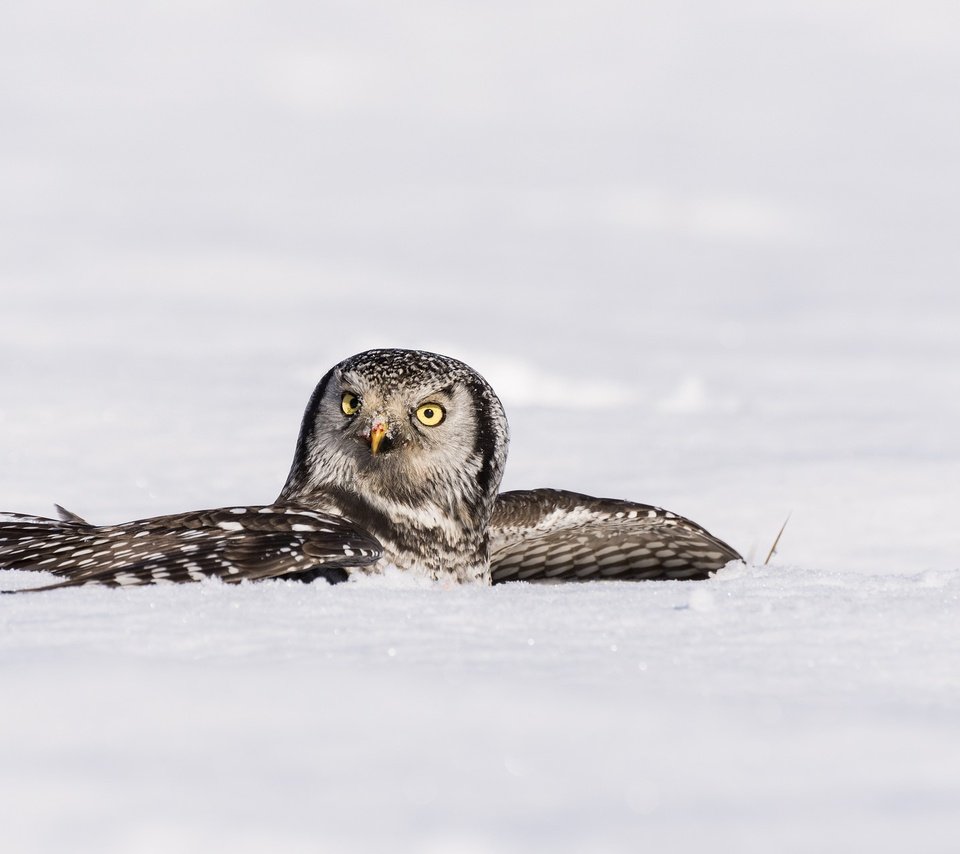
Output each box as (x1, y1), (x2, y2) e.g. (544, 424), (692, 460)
(0, 505), (381, 592)
(488, 489), (742, 583)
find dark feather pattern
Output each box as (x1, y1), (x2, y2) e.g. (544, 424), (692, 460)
(489, 489), (741, 582)
(0, 506), (380, 593)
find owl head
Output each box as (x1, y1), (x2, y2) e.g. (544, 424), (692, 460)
(279, 349), (509, 528)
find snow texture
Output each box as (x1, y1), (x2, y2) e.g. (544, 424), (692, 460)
(1, 1), (959, 852)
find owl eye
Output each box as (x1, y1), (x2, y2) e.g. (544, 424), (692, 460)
(341, 392), (362, 416)
(415, 402), (445, 427)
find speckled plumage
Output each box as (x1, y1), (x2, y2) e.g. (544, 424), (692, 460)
(277, 349), (509, 582)
(0, 349), (741, 592)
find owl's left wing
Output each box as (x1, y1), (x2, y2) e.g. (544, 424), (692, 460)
(488, 489), (742, 583)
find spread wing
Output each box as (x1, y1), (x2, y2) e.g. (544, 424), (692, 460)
(0, 505), (381, 592)
(488, 489), (742, 583)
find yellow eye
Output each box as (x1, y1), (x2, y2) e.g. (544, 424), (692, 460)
(415, 402), (445, 427)
(341, 392), (361, 416)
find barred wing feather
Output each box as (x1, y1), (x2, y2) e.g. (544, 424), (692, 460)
(0, 506), (381, 592)
(489, 489), (742, 583)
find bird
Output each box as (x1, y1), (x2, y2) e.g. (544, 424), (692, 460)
(0, 349), (742, 592)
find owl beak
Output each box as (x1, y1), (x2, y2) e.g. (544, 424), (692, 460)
(368, 420), (388, 456)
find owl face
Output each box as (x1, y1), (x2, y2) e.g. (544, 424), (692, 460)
(326, 361), (482, 489)
(287, 349), (509, 517)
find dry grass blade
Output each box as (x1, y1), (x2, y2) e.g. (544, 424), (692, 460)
(764, 514), (791, 566)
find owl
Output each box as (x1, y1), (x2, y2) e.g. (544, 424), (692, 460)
(0, 349), (741, 592)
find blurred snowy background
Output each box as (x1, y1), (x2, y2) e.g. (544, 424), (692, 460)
(1, 2), (958, 852)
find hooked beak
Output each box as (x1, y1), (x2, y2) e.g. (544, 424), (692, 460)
(368, 419), (388, 455)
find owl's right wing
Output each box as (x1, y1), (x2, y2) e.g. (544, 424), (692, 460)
(488, 489), (742, 583)
(1, 505), (382, 592)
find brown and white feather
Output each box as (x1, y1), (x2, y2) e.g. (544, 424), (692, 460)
(489, 489), (740, 582)
(0, 507), (380, 592)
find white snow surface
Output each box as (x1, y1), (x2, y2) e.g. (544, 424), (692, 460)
(2, 1), (959, 852)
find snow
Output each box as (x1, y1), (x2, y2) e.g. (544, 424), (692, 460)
(3, 569), (959, 852)
(2, 1), (960, 852)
